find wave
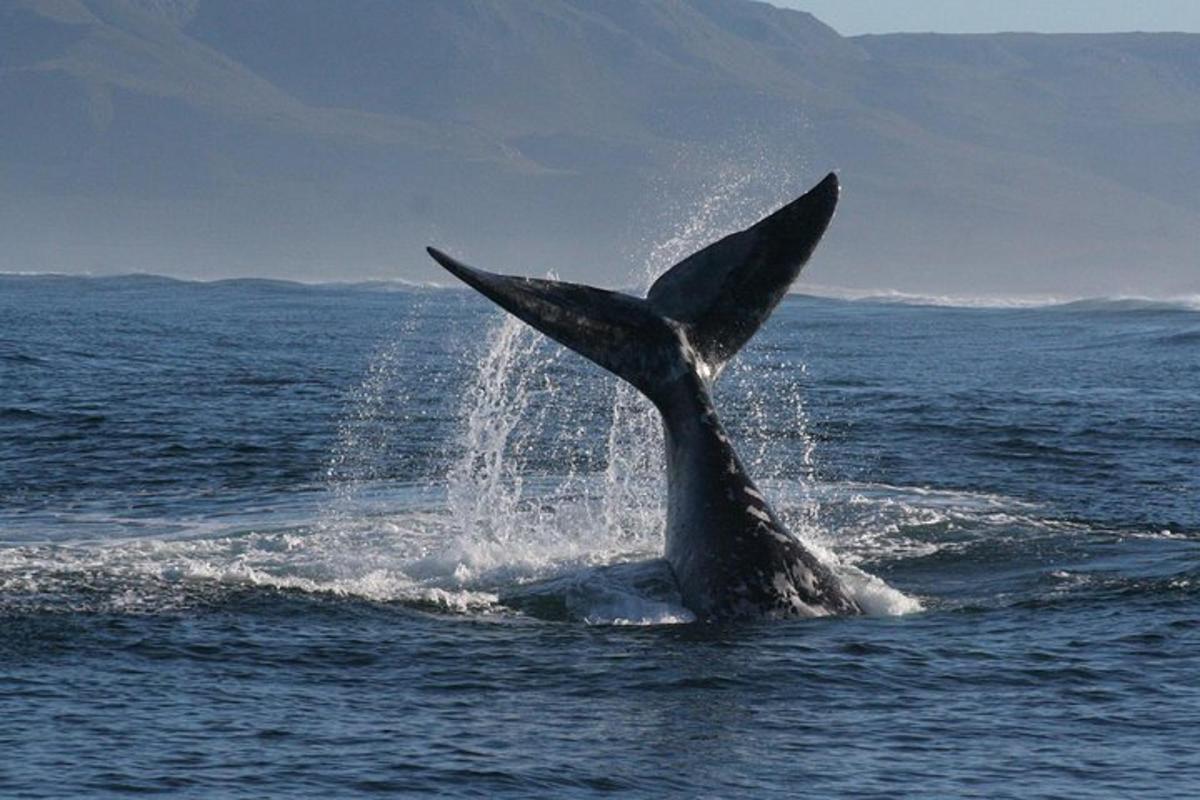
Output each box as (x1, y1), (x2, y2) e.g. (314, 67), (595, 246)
(793, 283), (1200, 312)
(7, 465), (1180, 623)
(1156, 328), (1200, 346)
(1051, 296), (1200, 313)
(0, 407), (54, 421)
(793, 283), (1071, 308)
(1, 477), (1062, 624)
(0, 353), (45, 366)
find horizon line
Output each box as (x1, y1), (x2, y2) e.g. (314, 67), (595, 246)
(4, 270), (1197, 312)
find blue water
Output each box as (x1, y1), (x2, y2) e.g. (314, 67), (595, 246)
(2, 273), (1198, 798)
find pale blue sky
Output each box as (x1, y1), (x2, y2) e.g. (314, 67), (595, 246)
(773, 0), (1200, 35)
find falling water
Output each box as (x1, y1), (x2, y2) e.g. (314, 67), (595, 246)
(445, 156), (827, 564)
(310, 155), (916, 616)
(445, 317), (551, 544)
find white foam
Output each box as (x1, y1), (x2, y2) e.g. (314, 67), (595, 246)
(835, 564), (924, 616)
(794, 283), (1071, 308)
(794, 283), (1200, 312)
(582, 593), (696, 626)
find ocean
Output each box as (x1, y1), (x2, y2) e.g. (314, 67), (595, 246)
(1, 272), (1197, 798)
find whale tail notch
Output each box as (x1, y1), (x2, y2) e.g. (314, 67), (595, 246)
(426, 172), (839, 400)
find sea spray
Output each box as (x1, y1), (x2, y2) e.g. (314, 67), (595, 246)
(363, 155), (920, 616)
(442, 313), (640, 582)
(446, 315), (548, 544)
(312, 298), (440, 587)
(433, 158), (870, 611)
(599, 154), (814, 549)
(323, 315), (416, 516)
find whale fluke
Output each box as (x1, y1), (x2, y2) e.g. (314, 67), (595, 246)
(426, 247), (684, 406)
(647, 172), (839, 374)
(428, 173), (858, 619)
(428, 172), (838, 394)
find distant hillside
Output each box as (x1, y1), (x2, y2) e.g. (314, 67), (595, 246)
(2, 0), (1198, 295)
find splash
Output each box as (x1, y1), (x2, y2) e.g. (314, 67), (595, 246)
(0, 160), (925, 624)
(435, 154), (923, 620)
(324, 313), (418, 514)
(386, 158), (807, 611)
(597, 147), (819, 548)
(440, 314), (628, 583)
(446, 315), (553, 544)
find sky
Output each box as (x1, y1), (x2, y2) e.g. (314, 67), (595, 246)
(775, 0), (1200, 35)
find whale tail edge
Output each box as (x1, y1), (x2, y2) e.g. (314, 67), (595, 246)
(426, 172), (839, 398)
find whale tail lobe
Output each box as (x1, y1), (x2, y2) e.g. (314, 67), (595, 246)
(426, 172), (839, 401)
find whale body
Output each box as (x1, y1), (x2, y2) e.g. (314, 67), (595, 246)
(427, 173), (859, 619)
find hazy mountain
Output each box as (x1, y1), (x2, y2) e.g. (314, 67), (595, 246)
(2, 0), (1197, 295)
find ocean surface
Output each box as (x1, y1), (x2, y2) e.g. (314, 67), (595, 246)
(1, 271), (1197, 798)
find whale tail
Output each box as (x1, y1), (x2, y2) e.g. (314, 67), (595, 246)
(426, 172), (839, 403)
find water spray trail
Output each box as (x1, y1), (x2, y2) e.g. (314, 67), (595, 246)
(322, 299), (428, 530)
(445, 147), (829, 572)
(446, 314), (546, 545)
(600, 155), (816, 546)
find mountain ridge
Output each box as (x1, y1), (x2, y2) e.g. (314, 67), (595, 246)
(2, 0), (1197, 294)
